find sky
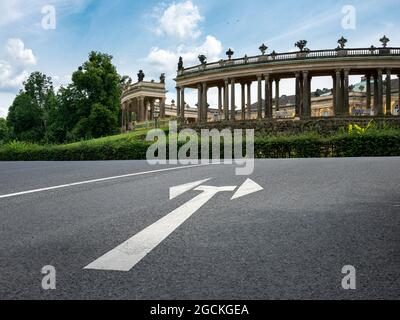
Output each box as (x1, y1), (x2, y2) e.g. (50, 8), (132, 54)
(0, 0), (400, 117)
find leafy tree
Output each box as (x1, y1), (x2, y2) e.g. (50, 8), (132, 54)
(0, 118), (9, 142)
(6, 72), (56, 142)
(50, 51), (122, 141)
(7, 92), (45, 142)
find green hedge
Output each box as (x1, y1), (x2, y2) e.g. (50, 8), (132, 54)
(0, 131), (399, 161)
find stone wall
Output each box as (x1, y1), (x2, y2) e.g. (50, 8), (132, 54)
(180, 117), (400, 136)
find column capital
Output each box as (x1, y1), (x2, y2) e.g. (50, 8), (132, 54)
(386, 68), (392, 75)
(257, 74), (263, 80)
(264, 73), (270, 80)
(302, 70), (309, 76)
(335, 69), (342, 75)
(224, 78), (229, 85)
(295, 72), (301, 78)
(343, 69), (350, 75)
(377, 68), (383, 75)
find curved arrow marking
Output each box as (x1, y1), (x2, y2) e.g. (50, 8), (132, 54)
(85, 179), (263, 272)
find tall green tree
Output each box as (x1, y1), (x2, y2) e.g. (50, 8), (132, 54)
(6, 72), (56, 142)
(0, 118), (9, 142)
(48, 51), (122, 142)
(70, 51), (121, 139)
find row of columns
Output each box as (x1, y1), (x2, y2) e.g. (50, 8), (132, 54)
(176, 70), (399, 123)
(365, 69), (396, 116)
(121, 97), (166, 132)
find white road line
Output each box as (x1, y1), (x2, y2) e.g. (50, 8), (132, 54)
(0, 164), (212, 199)
(84, 185), (236, 272)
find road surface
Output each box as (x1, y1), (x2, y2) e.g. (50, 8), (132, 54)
(0, 158), (399, 299)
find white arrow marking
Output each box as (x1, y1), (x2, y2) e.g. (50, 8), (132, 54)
(169, 178), (212, 200)
(85, 185), (236, 272)
(231, 178), (264, 200)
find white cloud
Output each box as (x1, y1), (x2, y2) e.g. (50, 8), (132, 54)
(146, 35), (223, 75)
(6, 38), (37, 66)
(155, 1), (203, 39)
(0, 60), (29, 90)
(0, 39), (37, 91)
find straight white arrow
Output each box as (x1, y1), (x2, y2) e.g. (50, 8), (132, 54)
(85, 185), (236, 272)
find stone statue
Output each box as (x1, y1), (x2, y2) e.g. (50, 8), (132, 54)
(160, 73), (166, 83)
(380, 35), (390, 48)
(226, 48), (234, 60)
(178, 57), (184, 71)
(295, 40), (308, 52)
(137, 70), (145, 82)
(337, 36), (348, 49)
(198, 55), (207, 65)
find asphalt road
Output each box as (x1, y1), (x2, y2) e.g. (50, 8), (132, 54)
(0, 158), (399, 300)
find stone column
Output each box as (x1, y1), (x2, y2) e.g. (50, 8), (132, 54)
(121, 103), (126, 132)
(197, 83), (202, 123)
(295, 72), (301, 118)
(308, 77), (312, 116)
(138, 97), (145, 122)
(149, 99), (155, 121)
(373, 73), (378, 114)
(335, 70), (342, 116)
(218, 86), (223, 119)
(160, 98), (166, 118)
(257, 75), (263, 119)
(398, 74), (400, 115)
(181, 87), (185, 122)
(275, 78), (280, 111)
(241, 83), (246, 120)
(202, 82), (208, 122)
(247, 82), (252, 119)
(269, 78), (274, 118)
(343, 69), (350, 116)
(176, 87), (181, 119)
(230, 78), (236, 121)
(377, 69), (384, 116)
(397, 74), (400, 116)
(144, 100), (149, 121)
(224, 79), (229, 121)
(366, 74), (371, 110)
(386, 69), (392, 115)
(265, 74), (272, 118)
(332, 73), (337, 116)
(302, 71), (310, 117)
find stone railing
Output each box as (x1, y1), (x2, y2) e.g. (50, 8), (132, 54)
(178, 47), (400, 76)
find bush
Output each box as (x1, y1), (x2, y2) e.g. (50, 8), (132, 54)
(0, 130), (399, 161)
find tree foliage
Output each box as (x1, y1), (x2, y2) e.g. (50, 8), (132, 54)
(6, 51), (124, 143)
(0, 118), (9, 142)
(7, 72), (56, 142)
(47, 51), (122, 142)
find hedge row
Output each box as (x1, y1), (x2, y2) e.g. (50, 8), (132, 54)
(0, 131), (399, 161)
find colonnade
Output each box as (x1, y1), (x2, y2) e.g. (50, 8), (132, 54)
(176, 69), (399, 123)
(121, 97), (166, 132)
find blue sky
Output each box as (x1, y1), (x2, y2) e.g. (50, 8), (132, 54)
(0, 0), (399, 117)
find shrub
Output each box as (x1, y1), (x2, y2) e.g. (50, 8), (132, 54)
(0, 129), (399, 161)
